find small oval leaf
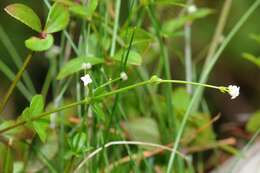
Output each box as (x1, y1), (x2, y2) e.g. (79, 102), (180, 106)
(21, 95), (48, 142)
(44, 2), (70, 33)
(25, 34), (54, 51)
(57, 56), (104, 80)
(30, 95), (44, 116)
(5, 3), (42, 32)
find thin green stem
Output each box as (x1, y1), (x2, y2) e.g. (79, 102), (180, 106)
(0, 98), (89, 134)
(0, 77), (225, 134)
(41, 59), (55, 100)
(161, 80), (221, 90)
(0, 52), (33, 114)
(167, 0), (260, 171)
(74, 140), (188, 173)
(0, 25), (36, 94)
(94, 77), (121, 91)
(110, 0), (121, 57)
(0, 58), (32, 101)
(184, 22), (193, 93)
(227, 128), (260, 172)
(194, 0), (233, 111)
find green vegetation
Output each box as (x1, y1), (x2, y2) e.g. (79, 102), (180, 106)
(0, 0), (260, 172)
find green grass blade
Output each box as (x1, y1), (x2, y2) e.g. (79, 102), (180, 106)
(0, 25), (36, 94)
(167, 0), (260, 172)
(0, 59), (32, 101)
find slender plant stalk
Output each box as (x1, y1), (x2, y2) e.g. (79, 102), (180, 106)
(0, 25), (36, 94)
(74, 141), (188, 173)
(204, 0), (233, 67)
(184, 22), (193, 93)
(110, 0), (121, 57)
(0, 59), (32, 101)
(167, 1), (260, 172)
(227, 129), (260, 173)
(193, 0), (233, 111)
(0, 52), (34, 114)
(0, 98), (89, 134)
(41, 59), (55, 100)
(146, 4), (177, 142)
(184, 0), (194, 94)
(0, 78), (225, 134)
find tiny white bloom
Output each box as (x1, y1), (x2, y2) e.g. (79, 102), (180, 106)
(81, 63), (92, 70)
(187, 5), (197, 14)
(228, 85), (240, 99)
(81, 74), (92, 86)
(120, 72), (128, 81)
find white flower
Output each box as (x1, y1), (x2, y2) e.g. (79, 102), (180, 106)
(228, 85), (240, 99)
(80, 74), (92, 86)
(81, 63), (92, 70)
(120, 72), (128, 81)
(187, 5), (197, 14)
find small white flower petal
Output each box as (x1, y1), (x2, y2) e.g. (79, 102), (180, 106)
(120, 72), (128, 81)
(80, 74), (92, 86)
(187, 5), (197, 13)
(228, 85), (240, 99)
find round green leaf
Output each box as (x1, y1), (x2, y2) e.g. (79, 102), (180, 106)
(4, 3), (42, 32)
(44, 2), (70, 33)
(25, 34), (54, 52)
(57, 56), (104, 80)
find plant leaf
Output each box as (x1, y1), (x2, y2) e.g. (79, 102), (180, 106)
(69, 0), (98, 19)
(162, 8), (212, 37)
(30, 95), (44, 116)
(25, 34), (54, 52)
(20, 95), (48, 142)
(246, 110), (260, 133)
(21, 107), (31, 122)
(113, 49), (142, 66)
(30, 95), (48, 142)
(155, 0), (186, 7)
(33, 119), (49, 142)
(242, 53), (260, 68)
(5, 3), (42, 32)
(250, 33), (260, 44)
(121, 27), (155, 53)
(44, 2), (70, 33)
(124, 117), (161, 144)
(57, 56), (104, 80)
(3, 145), (13, 173)
(172, 88), (190, 113)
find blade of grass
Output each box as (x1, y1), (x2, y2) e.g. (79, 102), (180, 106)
(167, 0), (260, 172)
(74, 140), (188, 173)
(184, 0), (194, 94)
(0, 52), (33, 114)
(0, 25), (36, 94)
(146, 4), (182, 172)
(0, 59), (32, 101)
(227, 129), (260, 173)
(110, 0), (121, 57)
(193, 0), (233, 111)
